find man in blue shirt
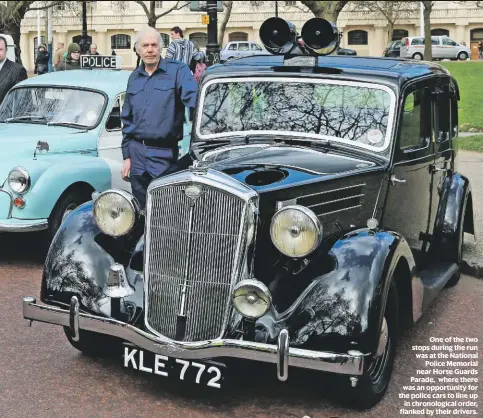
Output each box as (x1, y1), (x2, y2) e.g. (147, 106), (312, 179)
(121, 27), (198, 208)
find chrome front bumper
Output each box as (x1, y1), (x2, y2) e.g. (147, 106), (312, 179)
(23, 296), (365, 380)
(0, 218), (48, 232)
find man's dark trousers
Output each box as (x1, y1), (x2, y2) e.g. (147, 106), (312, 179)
(129, 140), (178, 209)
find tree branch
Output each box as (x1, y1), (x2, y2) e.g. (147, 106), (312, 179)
(155, 0), (190, 20)
(134, 0), (150, 18)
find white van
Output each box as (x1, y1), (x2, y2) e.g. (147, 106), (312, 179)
(400, 36), (471, 60)
(0, 34), (17, 62)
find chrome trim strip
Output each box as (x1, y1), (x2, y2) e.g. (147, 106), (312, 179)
(316, 204), (362, 217)
(297, 183), (366, 200)
(69, 296), (80, 342)
(0, 219), (49, 232)
(23, 297), (365, 376)
(307, 194), (365, 209)
(0, 188), (14, 218)
(196, 77), (397, 153)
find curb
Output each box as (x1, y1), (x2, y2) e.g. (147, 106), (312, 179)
(461, 258), (483, 279)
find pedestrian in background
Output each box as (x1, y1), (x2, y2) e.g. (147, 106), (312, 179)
(34, 43), (49, 75)
(55, 43), (81, 71)
(121, 27), (198, 208)
(0, 36), (27, 104)
(53, 42), (66, 68)
(478, 41), (483, 59)
(88, 43), (100, 55)
(166, 26), (205, 68)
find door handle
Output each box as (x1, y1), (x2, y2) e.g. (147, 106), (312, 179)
(390, 174), (406, 185)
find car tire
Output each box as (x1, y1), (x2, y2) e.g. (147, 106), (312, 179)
(63, 327), (122, 358)
(226, 56), (235, 61)
(457, 52), (468, 61)
(412, 53), (423, 60)
(337, 281), (399, 410)
(46, 189), (90, 243)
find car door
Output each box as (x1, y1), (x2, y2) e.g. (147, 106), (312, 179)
(98, 93), (131, 192)
(224, 43), (238, 60)
(251, 43), (264, 55)
(432, 37), (443, 59)
(238, 42), (250, 57)
(382, 82), (434, 259)
(441, 37), (459, 59)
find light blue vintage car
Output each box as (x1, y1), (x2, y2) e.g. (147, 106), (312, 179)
(0, 69), (192, 242)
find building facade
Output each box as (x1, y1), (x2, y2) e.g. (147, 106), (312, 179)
(19, 1), (483, 71)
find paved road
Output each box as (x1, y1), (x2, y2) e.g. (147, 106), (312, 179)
(0, 151), (481, 418)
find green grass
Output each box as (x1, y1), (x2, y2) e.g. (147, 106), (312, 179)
(457, 134), (483, 152)
(441, 62), (483, 132)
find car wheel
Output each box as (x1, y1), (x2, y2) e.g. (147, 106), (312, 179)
(457, 52), (468, 61)
(338, 281), (399, 410)
(226, 56), (235, 61)
(412, 53), (423, 60)
(46, 189), (90, 242)
(63, 327), (122, 358)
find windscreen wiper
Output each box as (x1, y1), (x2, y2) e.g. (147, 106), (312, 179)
(47, 121), (89, 130)
(5, 115), (47, 123)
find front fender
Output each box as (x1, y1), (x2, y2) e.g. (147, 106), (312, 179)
(40, 201), (144, 319)
(259, 229), (415, 353)
(11, 156), (111, 219)
(431, 172), (473, 262)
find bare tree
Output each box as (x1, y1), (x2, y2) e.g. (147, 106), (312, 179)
(0, 1), (65, 63)
(133, 1), (190, 28)
(422, 1), (434, 60)
(218, 1), (233, 46)
(300, 0), (349, 23)
(356, 1), (418, 43)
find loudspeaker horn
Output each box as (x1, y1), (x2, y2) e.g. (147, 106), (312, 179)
(301, 17), (341, 55)
(259, 17), (298, 55)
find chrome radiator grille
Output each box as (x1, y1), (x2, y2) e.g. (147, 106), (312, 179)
(145, 180), (248, 342)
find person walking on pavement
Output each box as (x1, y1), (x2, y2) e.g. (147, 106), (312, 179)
(53, 42), (66, 68)
(121, 27), (198, 209)
(166, 26), (205, 67)
(55, 43), (81, 71)
(34, 43), (49, 75)
(478, 41), (483, 60)
(0, 36), (27, 105)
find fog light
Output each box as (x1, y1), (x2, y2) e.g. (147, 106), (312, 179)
(13, 196), (25, 208)
(232, 279), (271, 319)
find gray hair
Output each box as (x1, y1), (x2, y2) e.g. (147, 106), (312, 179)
(90, 43), (97, 49)
(134, 27), (163, 54)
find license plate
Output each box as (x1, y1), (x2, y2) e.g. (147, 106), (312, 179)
(123, 345), (225, 388)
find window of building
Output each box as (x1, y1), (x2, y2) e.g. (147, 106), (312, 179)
(348, 30), (368, 45)
(112, 1), (128, 11)
(399, 89), (431, 150)
(470, 28), (483, 40)
(431, 28), (449, 37)
(160, 33), (170, 48)
(155, 1), (163, 7)
(189, 32), (208, 49)
(72, 35), (92, 45)
(33, 36), (46, 62)
(228, 32), (248, 42)
(285, 1), (296, 5)
(111, 34), (131, 49)
(392, 29), (408, 41)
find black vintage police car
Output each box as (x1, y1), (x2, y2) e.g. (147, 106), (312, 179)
(23, 18), (474, 409)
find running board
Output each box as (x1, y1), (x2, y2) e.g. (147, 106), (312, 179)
(420, 262), (459, 311)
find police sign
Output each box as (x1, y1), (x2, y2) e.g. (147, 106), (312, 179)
(80, 55), (121, 69)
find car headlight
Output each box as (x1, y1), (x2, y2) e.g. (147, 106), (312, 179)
(270, 205), (322, 258)
(93, 190), (139, 237)
(8, 167), (30, 194)
(232, 279), (271, 319)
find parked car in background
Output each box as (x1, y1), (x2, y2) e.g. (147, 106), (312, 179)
(220, 41), (266, 62)
(383, 40), (402, 57)
(336, 46), (357, 56)
(400, 36), (471, 60)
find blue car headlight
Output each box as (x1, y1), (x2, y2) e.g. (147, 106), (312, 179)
(8, 167), (30, 194)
